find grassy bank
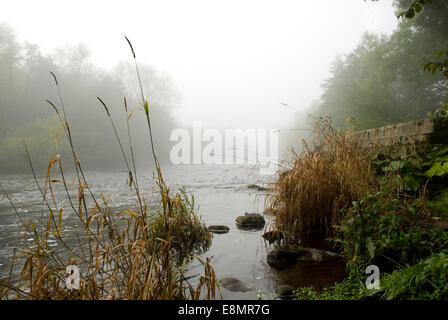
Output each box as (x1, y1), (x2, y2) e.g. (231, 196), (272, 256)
(268, 118), (448, 300)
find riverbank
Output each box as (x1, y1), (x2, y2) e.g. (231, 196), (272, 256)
(265, 119), (448, 300)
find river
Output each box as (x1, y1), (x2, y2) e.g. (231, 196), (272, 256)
(0, 164), (345, 299)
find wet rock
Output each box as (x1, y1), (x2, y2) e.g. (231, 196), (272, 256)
(247, 184), (270, 192)
(220, 277), (253, 292)
(267, 245), (309, 270)
(235, 213), (265, 230)
(267, 244), (343, 270)
(262, 230), (284, 243)
(208, 225), (230, 234)
(275, 285), (295, 299)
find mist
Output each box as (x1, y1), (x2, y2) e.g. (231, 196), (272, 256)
(0, 1), (402, 172)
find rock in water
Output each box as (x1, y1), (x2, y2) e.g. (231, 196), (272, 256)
(275, 285), (295, 299)
(267, 245), (310, 270)
(267, 244), (343, 270)
(235, 213), (265, 230)
(262, 230), (284, 243)
(247, 184), (270, 191)
(220, 277), (253, 292)
(208, 225), (230, 234)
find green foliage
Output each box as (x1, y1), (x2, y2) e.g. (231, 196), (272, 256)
(0, 116), (71, 171)
(420, 50), (448, 76)
(379, 251), (448, 300)
(427, 188), (448, 218)
(422, 50), (448, 119)
(293, 269), (367, 300)
(318, 0), (448, 129)
(397, 0), (432, 19)
(371, 146), (448, 193)
(397, 1), (448, 121)
(297, 251), (448, 300)
(148, 188), (211, 261)
(418, 146), (448, 178)
(336, 188), (448, 271)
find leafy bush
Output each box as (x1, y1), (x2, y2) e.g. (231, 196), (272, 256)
(293, 269), (367, 300)
(337, 188), (448, 272)
(371, 145), (448, 193)
(427, 188), (448, 219)
(294, 251), (448, 300)
(379, 251), (448, 300)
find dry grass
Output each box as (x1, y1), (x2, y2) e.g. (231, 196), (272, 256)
(268, 118), (375, 243)
(0, 38), (219, 300)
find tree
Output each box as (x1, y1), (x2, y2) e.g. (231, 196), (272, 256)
(317, 0), (448, 129)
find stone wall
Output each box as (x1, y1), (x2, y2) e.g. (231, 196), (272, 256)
(353, 118), (448, 156)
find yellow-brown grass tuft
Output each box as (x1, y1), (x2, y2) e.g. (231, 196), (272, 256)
(268, 118), (375, 243)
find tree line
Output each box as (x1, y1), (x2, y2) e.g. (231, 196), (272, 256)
(0, 23), (179, 172)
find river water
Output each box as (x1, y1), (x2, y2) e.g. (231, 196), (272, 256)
(0, 164), (345, 299)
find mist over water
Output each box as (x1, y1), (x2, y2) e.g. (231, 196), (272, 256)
(0, 1), (399, 173)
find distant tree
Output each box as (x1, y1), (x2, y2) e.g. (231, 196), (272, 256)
(317, 0), (448, 129)
(0, 23), (180, 172)
(395, 0), (448, 118)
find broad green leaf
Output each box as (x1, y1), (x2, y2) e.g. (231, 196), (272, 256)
(405, 8), (415, 19)
(424, 161), (448, 177)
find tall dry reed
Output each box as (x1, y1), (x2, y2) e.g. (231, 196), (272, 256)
(268, 118), (375, 243)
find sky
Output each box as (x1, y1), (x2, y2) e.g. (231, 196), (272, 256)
(1, 0), (399, 129)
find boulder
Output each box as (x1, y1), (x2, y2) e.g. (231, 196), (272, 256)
(235, 213), (265, 230)
(208, 225), (230, 234)
(262, 230), (284, 243)
(267, 244), (343, 270)
(219, 277), (253, 292)
(275, 285), (295, 299)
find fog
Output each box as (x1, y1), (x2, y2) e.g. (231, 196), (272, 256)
(0, 1), (401, 171)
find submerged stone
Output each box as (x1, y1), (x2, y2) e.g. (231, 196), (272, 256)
(275, 285), (295, 299)
(247, 184), (270, 191)
(267, 244), (343, 270)
(262, 230), (284, 243)
(208, 225), (230, 234)
(220, 277), (253, 292)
